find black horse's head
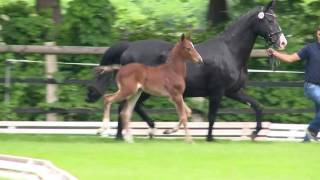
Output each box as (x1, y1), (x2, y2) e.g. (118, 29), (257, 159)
(86, 85), (102, 103)
(253, 0), (287, 49)
(86, 73), (112, 103)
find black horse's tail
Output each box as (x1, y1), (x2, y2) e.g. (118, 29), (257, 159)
(86, 42), (130, 103)
(99, 41), (130, 66)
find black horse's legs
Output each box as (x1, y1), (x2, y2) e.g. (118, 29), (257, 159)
(115, 102), (125, 140)
(226, 89), (263, 140)
(134, 93), (154, 128)
(207, 94), (223, 142)
(134, 93), (156, 138)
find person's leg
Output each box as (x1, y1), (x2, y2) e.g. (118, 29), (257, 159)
(304, 83), (320, 141)
(309, 102), (320, 132)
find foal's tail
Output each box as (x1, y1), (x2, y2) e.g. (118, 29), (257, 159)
(86, 42), (129, 103)
(94, 65), (121, 75)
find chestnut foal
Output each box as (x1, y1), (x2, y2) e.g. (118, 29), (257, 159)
(96, 34), (203, 143)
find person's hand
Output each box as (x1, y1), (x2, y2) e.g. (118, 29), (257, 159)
(266, 48), (276, 56)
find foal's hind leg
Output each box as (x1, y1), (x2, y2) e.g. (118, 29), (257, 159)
(116, 93), (156, 140)
(120, 91), (142, 143)
(98, 89), (135, 136)
(98, 91), (125, 136)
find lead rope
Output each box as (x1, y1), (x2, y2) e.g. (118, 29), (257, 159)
(265, 41), (280, 71)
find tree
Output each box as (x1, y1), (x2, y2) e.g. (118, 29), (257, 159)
(207, 0), (229, 26)
(36, 0), (61, 23)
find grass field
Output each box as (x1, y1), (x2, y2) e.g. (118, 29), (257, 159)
(0, 134), (319, 180)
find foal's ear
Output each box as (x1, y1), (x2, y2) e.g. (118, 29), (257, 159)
(186, 32), (191, 40)
(264, 0), (275, 12)
(180, 33), (185, 42)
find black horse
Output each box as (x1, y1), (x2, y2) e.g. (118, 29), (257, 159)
(86, 0), (287, 141)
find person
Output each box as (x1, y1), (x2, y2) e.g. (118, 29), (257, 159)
(267, 26), (320, 142)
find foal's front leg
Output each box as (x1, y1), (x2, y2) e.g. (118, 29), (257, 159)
(164, 95), (193, 143)
(184, 102), (192, 118)
(163, 105), (190, 134)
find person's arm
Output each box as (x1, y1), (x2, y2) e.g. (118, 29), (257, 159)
(267, 48), (301, 63)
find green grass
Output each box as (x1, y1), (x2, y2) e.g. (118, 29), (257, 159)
(0, 134), (319, 180)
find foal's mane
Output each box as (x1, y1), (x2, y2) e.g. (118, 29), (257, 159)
(165, 40), (186, 62)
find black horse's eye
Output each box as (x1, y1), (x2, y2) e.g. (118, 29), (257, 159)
(267, 18), (273, 22)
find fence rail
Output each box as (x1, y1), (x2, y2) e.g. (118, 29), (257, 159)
(0, 121), (316, 141)
(0, 44), (269, 57)
(0, 77), (305, 87)
(11, 107), (314, 115)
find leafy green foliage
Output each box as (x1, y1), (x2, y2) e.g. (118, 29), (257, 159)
(110, 0), (207, 42)
(0, 1), (54, 44)
(57, 0), (116, 46)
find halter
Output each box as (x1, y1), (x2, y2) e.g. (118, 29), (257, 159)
(266, 30), (282, 46)
(263, 12), (282, 71)
(264, 12), (283, 46)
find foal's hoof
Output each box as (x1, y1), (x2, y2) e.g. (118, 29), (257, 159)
(124, 136), (134, 143)
(185, 138), (194, 144)
(148, 128), (156, 139)
(97, 129), (113, 138)
(96, 129), (103, 135)
(100, 131), (112, 138)
(163, 129), (173, 134)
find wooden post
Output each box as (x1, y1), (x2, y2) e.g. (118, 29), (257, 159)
(45, 42), (58, 121)
(4, 60), (12, 104)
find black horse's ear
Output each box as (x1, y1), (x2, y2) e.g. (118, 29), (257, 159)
(181, 33), (185, 42)
(264, 0), (275, 12)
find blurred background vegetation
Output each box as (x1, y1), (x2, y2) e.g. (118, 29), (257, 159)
(0, 0), (319, 123)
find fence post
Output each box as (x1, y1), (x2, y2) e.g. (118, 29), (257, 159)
(45, 42), (58, 121)
(4, 60), (12, 103)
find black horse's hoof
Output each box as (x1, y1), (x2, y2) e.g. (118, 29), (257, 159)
(115, 135), (124, 141)
(206, 136), (214, 142)
(250, 131), (258, 141)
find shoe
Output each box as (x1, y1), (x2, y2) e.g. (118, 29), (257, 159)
(306, 128), (318, 141)
(302, 138), (311, 143)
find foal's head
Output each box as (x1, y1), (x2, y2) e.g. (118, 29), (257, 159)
(176, 34), (203, 63)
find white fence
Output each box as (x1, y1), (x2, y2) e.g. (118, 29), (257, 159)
(0, 121), (314, 142)
(0, 154), (77, 180)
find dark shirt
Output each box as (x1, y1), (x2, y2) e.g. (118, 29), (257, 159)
(297, 42), (320, 85)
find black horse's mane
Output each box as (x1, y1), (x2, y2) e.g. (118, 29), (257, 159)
(223, 7), (262, 33)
